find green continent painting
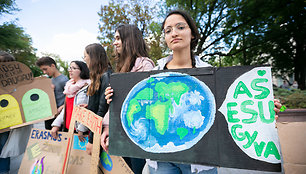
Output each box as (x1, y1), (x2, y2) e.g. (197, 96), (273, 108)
(121, 72), (216, 153)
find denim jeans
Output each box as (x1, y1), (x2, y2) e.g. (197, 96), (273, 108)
(149, 162), (217, 174)
(0, 132), (10, 173)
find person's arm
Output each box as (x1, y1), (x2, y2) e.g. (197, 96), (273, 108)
(52, 107), (65, 127)
(56, 104), (65, 116)
(102, 111), (109, 127)
(96, 71), (111, 117)
(101, 126), (109, 152)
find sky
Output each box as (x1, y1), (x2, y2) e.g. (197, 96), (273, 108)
(1, 0), (109, 62)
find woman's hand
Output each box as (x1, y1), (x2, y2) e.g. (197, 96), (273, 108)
(101, 127), (109, 152)
(86, 142), (93, 155)
(274, 99), (282, 120)
(78, 131), (86, 142)
(105, 87), (114, 104)
(51, 126), (60, 139)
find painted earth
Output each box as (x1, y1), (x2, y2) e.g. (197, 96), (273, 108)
(121, 72), (216, 153)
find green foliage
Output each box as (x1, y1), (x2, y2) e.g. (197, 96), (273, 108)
(0, 0), (19, 17)
(274, 87), (306, 109)
(166, 0), (305, 89)
(0, 22), (32, 52)
(0, 22), (41, 77)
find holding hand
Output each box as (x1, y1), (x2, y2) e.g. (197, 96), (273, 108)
(105, 87), (113, 104)
(78, 131), (86, 142)
(86, 142), (93, 155)
(101, 127), (109, 153)
(51, 126), (60, 139)
(274, 99), (282, 120)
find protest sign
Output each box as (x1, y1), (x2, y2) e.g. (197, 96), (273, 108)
(19, 106), (132, 174)
(0, 62), (57, 132)
(64, 106), (132, 174)
(277, 110), (306, 174)
(19, 129), (91, 173)
(109, 65), (281, 172)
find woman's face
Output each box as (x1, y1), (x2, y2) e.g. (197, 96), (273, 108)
(163, 14), (193, 51)
(113, 31), (123, 54)
(68, 62), (81, 81)
(83, 50), (90, 67)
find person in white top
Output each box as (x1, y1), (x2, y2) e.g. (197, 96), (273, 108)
(103, 10), (283, 174)
(146, 9), (217, 174)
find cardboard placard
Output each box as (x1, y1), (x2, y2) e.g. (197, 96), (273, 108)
(65, 106), (132, 174)
(0, 62), (57, 132)
(19, 107), (132, 174)
(18, 129), (91, 174)
(109, 65), (281, 172)
(277, 121), (306, 174)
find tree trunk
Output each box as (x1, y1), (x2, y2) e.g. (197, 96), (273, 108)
(293, 28), (306, 90)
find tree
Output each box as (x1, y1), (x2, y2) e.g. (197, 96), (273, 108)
(0, 1), (41, 76)
(223, 0), (306, 89)
(0, 1), (75, 78)
(0, 22), (41, 77)
(264, 0), (306, 89)
(164, 0), (306, 89)
(0, 0), (19, 17)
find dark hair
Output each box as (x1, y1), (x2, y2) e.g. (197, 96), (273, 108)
(115, 24), (149, 72)
(85, 43), (112, 96)
(0, 51), (15, 62)
(36, 57), (57, 69)
(71, 61), (89, 79)
(162, 10), (199, 67)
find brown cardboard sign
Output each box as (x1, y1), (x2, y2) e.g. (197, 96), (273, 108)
(99, 151), (133, 174)
(19, 107), (132, 174)
(64, 106), (132, 174)
(0, 74), (57, 132)
(0, 61), (34, 93)
(277, 121), (306, 174)
(18, 129), (91, 174)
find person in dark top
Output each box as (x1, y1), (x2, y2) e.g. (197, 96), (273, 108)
(36, 57), (68, 130)
(82, 43), (112, 155)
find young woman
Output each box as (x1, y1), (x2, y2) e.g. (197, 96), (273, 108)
(51, 61), (90, 138)
(144, 10), (219, 174)
(103, 10), (283, 174)
(101, 24), (155, 174)
(82, 43), (113, 154)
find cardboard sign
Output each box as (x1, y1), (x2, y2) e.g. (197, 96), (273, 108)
(0, 62), (57, 132)
(277, 110), (306, 174)
(18, 129), (91, 174)
(19, 107), (132, 174)
(65, 106), (132, 174)
(0, 61), (34, 92)
(109, 65), (281, 172)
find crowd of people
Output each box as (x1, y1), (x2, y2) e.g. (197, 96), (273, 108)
(0, 10), (283, 174)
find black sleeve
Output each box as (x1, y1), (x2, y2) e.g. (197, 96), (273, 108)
(89, 70), (112, 143)
(88, 131), (93, 144)
(96, 70), (111, 117)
